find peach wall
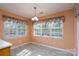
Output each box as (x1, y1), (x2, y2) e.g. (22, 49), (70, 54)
(31, 9), (76, 52)
(0, 8), (76, 52)
(0, 14), (4, 39)
(0, 9), (30, 46)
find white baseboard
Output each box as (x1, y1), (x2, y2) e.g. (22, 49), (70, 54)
(11, 42), (30, 49)
(29, 42), (75, 55)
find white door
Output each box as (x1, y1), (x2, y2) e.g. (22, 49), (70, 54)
(77, 15), (79, 56)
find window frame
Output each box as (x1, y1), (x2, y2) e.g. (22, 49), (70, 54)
(33, 18), (64, 40)
(3, 16), (27, 39)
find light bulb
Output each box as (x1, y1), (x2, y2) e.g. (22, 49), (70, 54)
(32, 16), (39, 21)
(34, 16), (38, 21)
(32, 18), (34, 21)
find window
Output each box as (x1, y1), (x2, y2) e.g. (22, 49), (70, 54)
(50, 19), (63, 39)
(33, 17), (64, 39)
(33, 22), (42, 36)
(3, 16), (27, 38)
(41, 22), (50, 36)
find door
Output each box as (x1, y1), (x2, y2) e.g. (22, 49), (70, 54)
(77, 15), (79, 56)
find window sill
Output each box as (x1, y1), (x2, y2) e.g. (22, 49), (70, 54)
(33, 35), (63, 40)
(4, 35), (27, 40)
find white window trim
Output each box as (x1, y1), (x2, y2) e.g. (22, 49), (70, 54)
(33, 35), (63, 40)
(3, 17), (27, 39)
(33, 20), (64, 40)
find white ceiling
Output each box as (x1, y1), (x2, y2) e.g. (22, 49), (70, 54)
(0, 3), (75, 18)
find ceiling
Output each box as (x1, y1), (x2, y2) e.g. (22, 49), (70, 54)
(0, 3), (75, 18)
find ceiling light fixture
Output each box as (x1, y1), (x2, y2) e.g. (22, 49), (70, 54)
(32, 7), (39, 21)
